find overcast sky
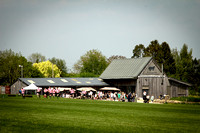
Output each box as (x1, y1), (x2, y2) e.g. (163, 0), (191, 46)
(1, 0), (200, 70)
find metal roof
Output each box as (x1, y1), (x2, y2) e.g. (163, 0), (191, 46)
(100, 57), (152, 79)
(168, 77), (192, 87)
(19, 77), (109, 87)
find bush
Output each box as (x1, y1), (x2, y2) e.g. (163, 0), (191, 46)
(170, 96), (200, 102)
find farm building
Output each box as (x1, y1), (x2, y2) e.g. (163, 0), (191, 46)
(11, 57), (191, 98)
(11, 78), (109, 94)
(100, 57), (191, 99)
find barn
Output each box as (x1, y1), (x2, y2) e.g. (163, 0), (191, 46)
(11, 57), (191, 98)
(100, 57), (191, 99)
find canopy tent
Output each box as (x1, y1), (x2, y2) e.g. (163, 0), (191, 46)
(23, 83), (41, 90)
(100, 87), (120, 91)
(77, 87), (96, 92)
(58, 87), (71, 91)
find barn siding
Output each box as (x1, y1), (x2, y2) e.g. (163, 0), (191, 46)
(11, 80), (27, 94)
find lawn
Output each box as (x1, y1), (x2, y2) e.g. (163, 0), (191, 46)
(0, 95), (200, 133)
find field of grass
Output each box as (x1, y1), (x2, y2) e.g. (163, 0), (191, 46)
(0, 95), (200, 133)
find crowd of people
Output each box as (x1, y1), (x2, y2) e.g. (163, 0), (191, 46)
(61, 90), (138, 102)
(143, 91), (154, 103)
(19, 87), (156, 103)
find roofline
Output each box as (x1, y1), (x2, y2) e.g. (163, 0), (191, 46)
(168, 77), (192, 87)
(102, 77), (138, 80)
(137, 57), (153, 76)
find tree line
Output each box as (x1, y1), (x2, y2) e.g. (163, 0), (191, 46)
(132, 40), (200, 95)
(0, 40), (199, 94)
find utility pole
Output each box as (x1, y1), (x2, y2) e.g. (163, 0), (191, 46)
(52, 64), (54, 78)
(19, 65), (23, 78)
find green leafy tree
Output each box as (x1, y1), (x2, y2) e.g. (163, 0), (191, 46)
(73, 49), (108, 76)
(33, 60), (61, 78)
(0, 49), (43, 86)
(28, 53), (46, 63)
(132, 44), (145, 58)
(108, 55), (126, 64)
(49, 57), (68, 77)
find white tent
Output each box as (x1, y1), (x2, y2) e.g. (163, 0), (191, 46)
(23, 83), (41, 90)
(100, 87), (120, 91)
(58, 87), (71, 91)
(77, 87), (96, 91)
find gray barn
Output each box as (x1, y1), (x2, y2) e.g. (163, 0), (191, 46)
(100, 57), (191, 98)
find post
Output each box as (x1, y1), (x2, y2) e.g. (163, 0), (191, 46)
(19, 65), (23, 78)
(52, 64), (54, 78)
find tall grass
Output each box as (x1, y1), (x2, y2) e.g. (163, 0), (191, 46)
(0, 95), (200, 133)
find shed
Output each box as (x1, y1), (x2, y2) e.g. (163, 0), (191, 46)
(11, 77), (109, 94)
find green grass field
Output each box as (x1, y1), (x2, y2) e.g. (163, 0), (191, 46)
(0, 95), (200, 133)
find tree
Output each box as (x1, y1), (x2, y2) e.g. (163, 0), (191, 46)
(108, 55), (126, 64)
(28, 53), (46, 63)
(132, 44), (145, 58)
(33, 60), (61, 78)
(178, 44), (193, 82)
(0, 49), (44, 86)
(73, 49), (108, 76)
(133, 40), (175, 75)
(160, 42), (176, 75)
(144, 40), (162, 63)
(49, 57), (67, 77)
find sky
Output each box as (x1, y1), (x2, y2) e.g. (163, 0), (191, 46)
(1, 0), (200, 70)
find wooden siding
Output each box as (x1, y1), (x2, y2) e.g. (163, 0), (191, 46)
(136, 77), (168, 99)
(168, 80), (188, 97)
(11, 80), (27, 94)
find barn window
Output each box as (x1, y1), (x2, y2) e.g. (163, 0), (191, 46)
(148, 66), (155, 71)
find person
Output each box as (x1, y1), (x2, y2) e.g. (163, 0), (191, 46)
(21, 88), (25, 98)
(117, 92), (121, 101)
(110, 92), (114, 101)
(143, 91), (147, 103)
(151, 95), (154, 103)
(132, 92), (136, 102)
(37, 87), (41, 98)
(128, 92), (132, 102)
(146, 95), (150, 103)
(70, 88), (75, 98)
(100, 91), (103, 100)
(82, 90), (86, 99)
(56, 88), (60, 99)
(89, 90), (93, 99)
(53, 88), (56, 97)
(48, 87), (52, 99)
(94, 93), (97, 100)
(113, 92), (117, 101)
(19, 89), (22, 96)
(44, 88), (48, 98)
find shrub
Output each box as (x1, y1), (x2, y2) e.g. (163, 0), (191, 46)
(170, 96), (200, 102)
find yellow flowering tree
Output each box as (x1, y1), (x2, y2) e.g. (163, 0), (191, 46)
(33, 60), (61, 77)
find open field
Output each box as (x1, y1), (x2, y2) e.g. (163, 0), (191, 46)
(0, 95), (200, 133)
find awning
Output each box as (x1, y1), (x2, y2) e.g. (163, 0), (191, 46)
(100, 87), (120, 91)
(23, 83), (41, 90)
(77, 87), (96, 91)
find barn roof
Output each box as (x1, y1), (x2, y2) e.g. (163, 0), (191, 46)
(168, 77), (192, 87)
(100, 57), (152, 79)
(19, 77), (109, 87)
